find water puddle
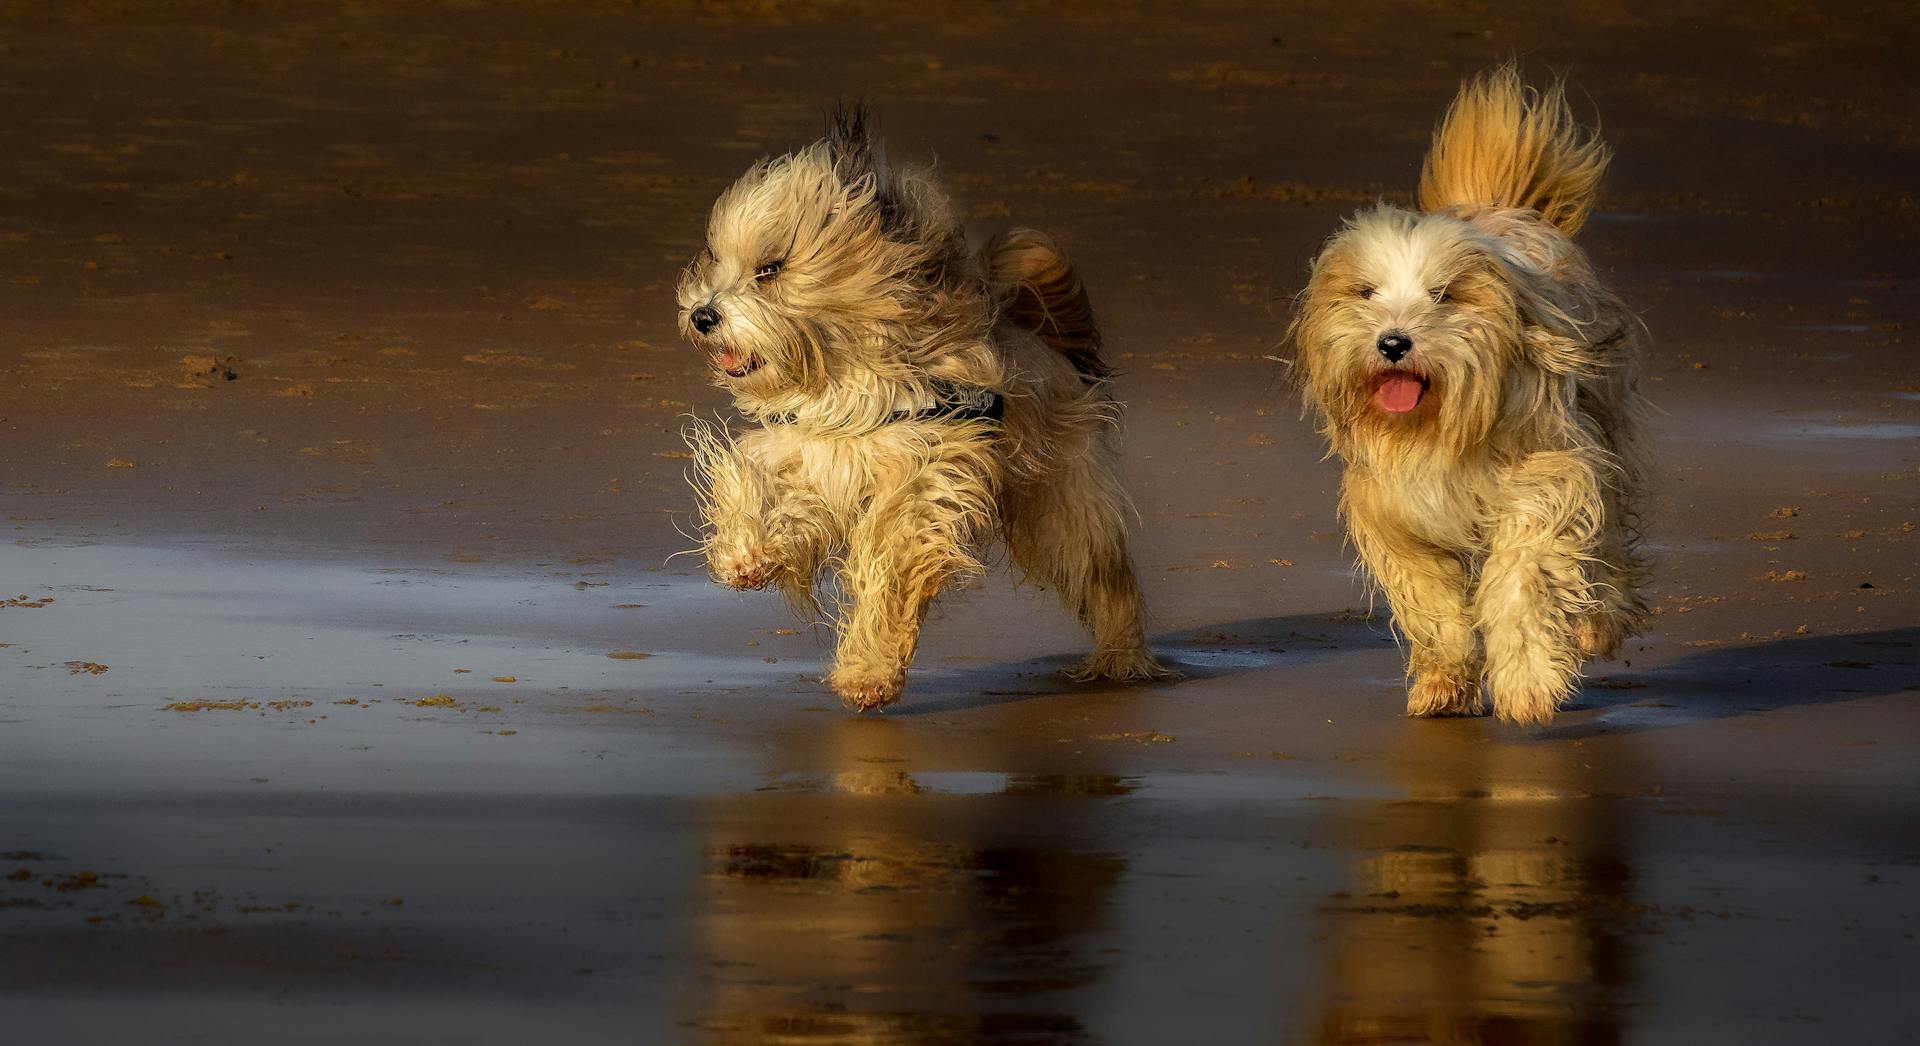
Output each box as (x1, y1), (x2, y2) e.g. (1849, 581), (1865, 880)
(1736, 417), (1920, 452)
(1173, 646), (1300, 669)
(0, 540), (812, 797)
(1791, 422), (1920, 440)
(0, 540), (793, 697)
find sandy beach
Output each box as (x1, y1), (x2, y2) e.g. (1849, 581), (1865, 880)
(2, 2), (1916, 1042)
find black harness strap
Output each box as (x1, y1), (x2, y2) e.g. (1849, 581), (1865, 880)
(759, 381), (1004, 427)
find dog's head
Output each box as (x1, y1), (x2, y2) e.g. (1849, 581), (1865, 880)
(1290, 205), (1548, 458)
(676, 105), (971, 411)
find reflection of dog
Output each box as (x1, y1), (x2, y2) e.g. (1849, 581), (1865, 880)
(1318, 738), (1633, 1042)
(1290, 66), (1649, 725)
(677, 106), (1169, 712)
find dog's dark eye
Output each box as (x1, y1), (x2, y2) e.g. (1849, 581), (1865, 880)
(754, 260), (784, 282)
(1430, 286), (1451, 304)
(1357, 286), (1375, 300)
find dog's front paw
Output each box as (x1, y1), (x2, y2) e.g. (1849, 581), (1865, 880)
(828, 666), (906, 713)
(708, 540), (775, 591)
(1407, 671), (1480, 717)
(1066, 647), (1180, 684)
(1486, 651), (1578, 726)
(1492, 686), (1566, 727)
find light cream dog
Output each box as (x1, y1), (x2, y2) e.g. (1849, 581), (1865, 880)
(677, 107), (1169, 712)
(1290, 66), (1650, 725)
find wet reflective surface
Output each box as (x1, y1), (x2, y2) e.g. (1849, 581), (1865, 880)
(5, 542), (1917, 1044)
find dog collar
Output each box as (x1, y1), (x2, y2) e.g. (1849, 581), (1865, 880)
(757, 381), (1004, 427)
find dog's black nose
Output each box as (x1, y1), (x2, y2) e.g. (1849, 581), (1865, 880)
(690, 305), (721, 335)
(1377, 332), (1413, 362)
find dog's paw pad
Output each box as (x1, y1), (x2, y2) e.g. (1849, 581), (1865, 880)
(709, 545), (774, 591)
(716, 567), (768, 591)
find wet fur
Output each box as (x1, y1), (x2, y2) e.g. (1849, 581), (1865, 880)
(678, 106), (1170, 712)
(1290, 66), (1650, 726)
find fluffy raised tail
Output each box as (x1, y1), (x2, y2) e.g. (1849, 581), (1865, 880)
(1417, 64), (1610, 235)
(982, 227), (1110, 382)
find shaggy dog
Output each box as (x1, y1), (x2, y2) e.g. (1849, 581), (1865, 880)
(677, 107), (1170, 712)
(1290, 66), (1649, 725)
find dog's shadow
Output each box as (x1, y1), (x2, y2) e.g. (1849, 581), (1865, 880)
(1549, 626), (1920, 739)
(894, 615), (1919, 730)
(892, 611), (1395, 716)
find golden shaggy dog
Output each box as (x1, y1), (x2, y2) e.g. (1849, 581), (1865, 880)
(1290, 67), (1650, 725)
(677, 107), (1170, 712)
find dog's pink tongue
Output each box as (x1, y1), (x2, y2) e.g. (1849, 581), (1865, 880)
(1373, 373), (1425, 414)
(718, 350), (742, 372)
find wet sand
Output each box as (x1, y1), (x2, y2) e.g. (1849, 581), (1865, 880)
(3, 2), (1917, 1043)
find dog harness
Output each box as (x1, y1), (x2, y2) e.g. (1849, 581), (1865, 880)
(758, 380), (1005, 427)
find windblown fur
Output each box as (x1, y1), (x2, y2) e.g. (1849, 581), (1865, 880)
(677, 105), (1169, 712)
(1289, 65), (1649, 726)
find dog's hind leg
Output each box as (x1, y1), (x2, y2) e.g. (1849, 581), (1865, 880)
(1005, 451), (1172, 683)
(827, 443), (998, 712)
(1346, 501), (1482, 717)
(1476, 451), (1603, 725)
(1576, 493), (1648, 662)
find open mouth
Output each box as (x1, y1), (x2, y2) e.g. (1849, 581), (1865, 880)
(717, 349), (763, 378)
(1372, 369), (1429, 414)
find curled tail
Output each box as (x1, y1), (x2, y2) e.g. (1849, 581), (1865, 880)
(982, 227), (1110, 382)
(1417, 63), (1610, 235)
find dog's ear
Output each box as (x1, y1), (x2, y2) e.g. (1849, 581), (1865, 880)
(1516, 284), (1608, 378)
(826, 101), (903, 231)
(1523, 327), (1598, 376)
